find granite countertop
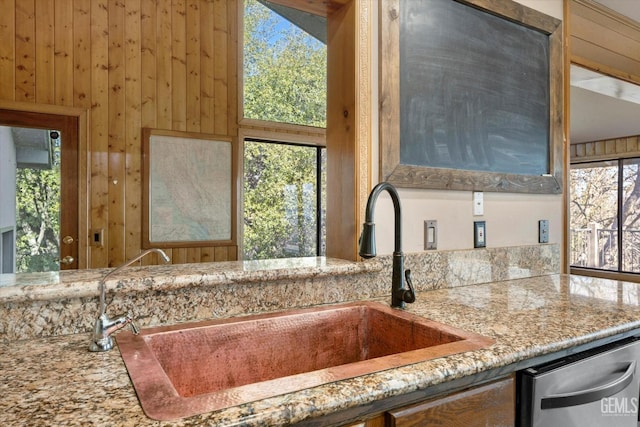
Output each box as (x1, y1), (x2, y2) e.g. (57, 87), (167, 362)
(2, 274), (640, 426)
(0, 257), (381, 302)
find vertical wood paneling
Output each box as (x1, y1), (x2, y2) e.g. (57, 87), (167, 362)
(125, 0), (142, 262)
(214, 246), (228, 262)
(186, 0), (200, 133)
(200, 247), (213, 262)
(226, 2), (237, 137)
(155, 0), (173, 263)
(187, 248), (201, 263)
(156, 0), (172, 128)
(0, 0), (15, 100)
(220, 2), (239, 263)
(213, 0), (227, 135)
(90, 0), (110, 268)
(74, 0), (91, 269)
(2, 0), (239, 268)
(108, 0), (126, 266)
(139, 0), (157, 266)
(172, 0), (187, 131)
(140, 0), (157, 129)
(54, 0), (74, 106)
(171, 248), (186, 264)
(73, 0), (91, 109)
(35, 0), (55, 104)
(200, 0), (214, 134)
(181, 2), (201, 265)
(15, 0), (35, 102)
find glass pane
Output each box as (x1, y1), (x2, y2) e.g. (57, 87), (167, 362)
(9, 128), (61, 273)
(622, 158), (640, 272)
(243, 140), (325, 260)
(570, 161), (618, 270)
(243, 0), (327, 127)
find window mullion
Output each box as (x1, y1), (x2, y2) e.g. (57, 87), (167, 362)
(316, 147), (322, 256)
(618, 159), (624, 272)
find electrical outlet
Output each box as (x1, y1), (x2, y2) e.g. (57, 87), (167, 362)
(539, 220), (549, 243)
(474, 221), (486, 248)
(425, 220), (437, 250)
(92, 228), (104, 248)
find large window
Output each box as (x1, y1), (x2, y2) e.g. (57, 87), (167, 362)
(241, 0), (327, 260)
(243, 140), (326, 260)
(243, 0), (327, 127)
(571, 159), (640, 273)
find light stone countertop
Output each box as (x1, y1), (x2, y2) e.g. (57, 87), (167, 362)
(2, 274), (640, 426)
(0, 257), (381, 302)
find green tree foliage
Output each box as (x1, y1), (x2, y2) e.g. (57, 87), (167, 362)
(243, 0), (326, 127)
(242, 0), (326, 260)
(15, 148), (60, 272)
(244, 142), (320, 259)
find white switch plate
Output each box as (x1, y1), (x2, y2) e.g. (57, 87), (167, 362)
(473, 191), (484, 216)
(425, 220), (437, 250)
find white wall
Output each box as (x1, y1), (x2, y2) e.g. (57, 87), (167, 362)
(370, 0), (564, 255)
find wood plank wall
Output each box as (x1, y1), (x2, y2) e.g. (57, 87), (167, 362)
(0, 0), (238, 268)
(570, 0), (640, 85)
(571, 135), (640, 163)
(568, 0), (640, 163)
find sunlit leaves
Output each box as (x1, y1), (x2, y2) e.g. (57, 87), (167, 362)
(243, 0), (326, 127)
(243, 142), (319, 260)
(241, 0), (327, 260)
(15, 154), (60, 272)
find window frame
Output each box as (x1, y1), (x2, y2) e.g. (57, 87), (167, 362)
(237, 0), (329, 260)
(238, 0), (328, 135)
(570, 158), (640, 278)
(238, 128), (326, 259)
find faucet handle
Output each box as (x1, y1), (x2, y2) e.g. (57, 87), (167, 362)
(129, 318), (140, 335)
(403, 269), (416, 304)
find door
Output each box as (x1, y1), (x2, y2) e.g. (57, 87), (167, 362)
(521, 338), (640, 427)
(0, 109), (79, 271)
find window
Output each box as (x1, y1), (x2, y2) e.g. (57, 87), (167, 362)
(241, 0), (327, 260)
(570, 159), (640, 273)
(242, 0), (327, 127)
(243, 140), (326, 260)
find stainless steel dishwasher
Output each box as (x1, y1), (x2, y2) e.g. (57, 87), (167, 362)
(519, 337), (640, 427)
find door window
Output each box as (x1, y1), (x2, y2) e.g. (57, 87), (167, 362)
(0, 110), (78, 272)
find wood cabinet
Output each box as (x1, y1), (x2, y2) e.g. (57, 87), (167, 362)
(344, 376), (515, 427)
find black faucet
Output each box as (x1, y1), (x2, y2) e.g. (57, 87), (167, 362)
(359, 182), (415, 309)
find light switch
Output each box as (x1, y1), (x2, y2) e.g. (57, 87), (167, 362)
(473, 191), (483, 216)
(425, 220), (437, 250)
(539, 220), (549, 243)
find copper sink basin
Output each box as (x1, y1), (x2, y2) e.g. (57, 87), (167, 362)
(116, 301), (493, 421)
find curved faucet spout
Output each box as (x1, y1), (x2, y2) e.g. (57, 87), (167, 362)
(359, 182), (415, 309)
(99, 248), (170, 316)
(360, 182), (402, 256)
(90, 248), (170, 352)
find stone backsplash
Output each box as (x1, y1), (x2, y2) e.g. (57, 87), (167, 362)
(0, 244), (559, 341)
